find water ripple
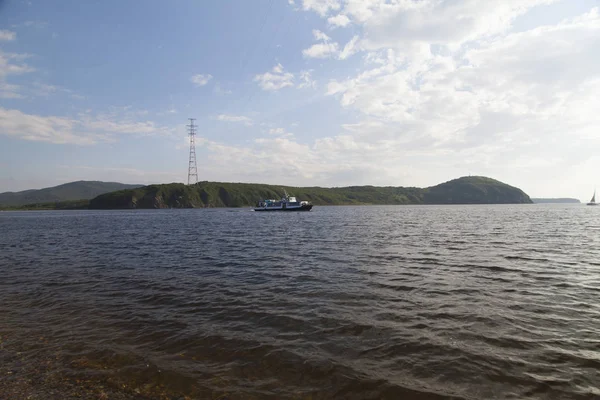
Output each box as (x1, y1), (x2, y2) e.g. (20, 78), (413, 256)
(1, 205), (599, 399)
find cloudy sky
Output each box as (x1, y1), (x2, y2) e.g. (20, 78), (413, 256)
(1, 0), (599, 200)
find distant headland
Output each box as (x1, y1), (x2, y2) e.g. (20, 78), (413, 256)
(531, 198), (581, 204)
(0, 181), (142, 208)
(0, 176), (533, 210)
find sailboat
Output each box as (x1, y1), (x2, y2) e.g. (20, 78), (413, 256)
(587, 189), (597, 206)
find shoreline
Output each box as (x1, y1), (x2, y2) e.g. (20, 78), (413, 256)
(0, 202), (550, 212)
(0, 334), (194, 400)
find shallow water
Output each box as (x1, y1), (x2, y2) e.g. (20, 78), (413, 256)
(1, 205), (599, 399)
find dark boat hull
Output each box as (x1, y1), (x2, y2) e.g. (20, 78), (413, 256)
(254, 204), (313, 212)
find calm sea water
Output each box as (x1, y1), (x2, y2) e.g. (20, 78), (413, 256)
(1, 205), (599, 399)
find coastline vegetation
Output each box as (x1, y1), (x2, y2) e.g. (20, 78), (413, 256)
(0, 176), (533, 210)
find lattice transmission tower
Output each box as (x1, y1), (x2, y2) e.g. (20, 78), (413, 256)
(187, 118), (198, 185)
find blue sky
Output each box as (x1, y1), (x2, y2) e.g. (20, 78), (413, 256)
(1, 0), (599, 200)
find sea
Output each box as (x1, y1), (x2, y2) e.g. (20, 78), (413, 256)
(1, 205), (599, 399)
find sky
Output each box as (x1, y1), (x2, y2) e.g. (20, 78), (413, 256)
(0, 0), (599, 201)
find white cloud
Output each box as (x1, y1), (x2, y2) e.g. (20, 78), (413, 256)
(157, 107), (178, 117)
(0, 47), (84, 100)
(0, 107), (174, 145)
(328, 14), (351, 27)
(269, 128), (285, 135)
(254, 63), (294, 91)
(0, 51), (34, 79)
(213, 83), (232, 95)
(23, 21), (47, 28)
(297, 69), (316, 89)
(321, 0), (557, 49)
(312, 29), (331, 42)
(301, 0), (341, 16)
(0, 83), (24, 99)
(28, 82), (84, 99)
(216, 114), (253, 125)
(303, 28), (359, 59)
(303, 42), (339, 58)
(11, 21), (47, 29)
(324, 7), (600, 128)
(81, 114), (172, 137)
(0, 108), (99, 145)
(339, 35), (360, 59)
(0, 51), (35, 99)
(303, 29), (339, 59)
(31, 82), (58, 96)
(182, 131), (414, 188)
(268, 127), (294, 138)
(0, 30), (16, 41)
(190, 74), (213, 87)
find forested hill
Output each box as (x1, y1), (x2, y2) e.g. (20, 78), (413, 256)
(87, 176), (532, 209)
(423, 176), (532, 204)
(0, 181), (142, 206)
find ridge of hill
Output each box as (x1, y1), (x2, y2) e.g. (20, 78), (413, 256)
(0, 181), (143, 206)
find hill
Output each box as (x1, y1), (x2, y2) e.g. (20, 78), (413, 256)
(423, 176), (532, 204)
(531, 198), (581, 204)
(86, 176), (531, 209)
(0, 181), (143, 206)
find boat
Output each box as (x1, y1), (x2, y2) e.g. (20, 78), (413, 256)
(254, 190), (313, 212)
(587, 189), (597, 206)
